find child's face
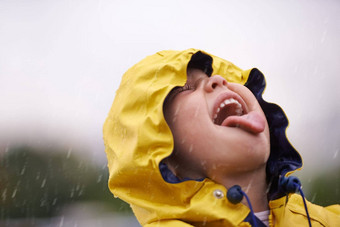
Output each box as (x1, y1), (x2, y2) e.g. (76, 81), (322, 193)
(163, 69), (270, 181)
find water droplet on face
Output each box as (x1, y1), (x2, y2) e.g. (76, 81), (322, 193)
(189, 144), (193, 153)
(263, 156), (267, 163)
(194, 106), (200, 117)
(174, 105), (181, 116)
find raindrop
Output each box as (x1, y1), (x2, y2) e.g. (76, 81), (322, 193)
(194, 106), (200, 117)
(97, 174), (102, 183)
(11, 188), (17, 198)
(180, 138), (186, 144)
(174, 104), (181, 116)
(59, 216), (64, 227)
(20, 165), (26, 175)
(52, 198), (57, 205)
(333, 149), (339, 159)
(263, 156), (268, 163)
(41, 178), (46, 188)
(1, 188), (7, 201)
(245, 179), (253, 193)
(67, 148), (72, 159)
(78, 188), (84, 196)
(311, 193), (317, 203)
(266, 181), (272, 193)
(189, 144), (193, 153)
(36, 172), (41, 180)
(40, 198), (47, 207)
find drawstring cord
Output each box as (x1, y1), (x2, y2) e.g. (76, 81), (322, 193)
(279, 176), (312, 227)
(227, 185), (258, 227)
(227, 177), (312, 227)
(298, 187), (312, 227)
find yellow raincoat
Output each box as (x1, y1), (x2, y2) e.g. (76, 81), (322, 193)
(103, 49), (340, 226)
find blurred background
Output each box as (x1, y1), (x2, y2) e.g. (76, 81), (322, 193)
(1, 0), (339, 226)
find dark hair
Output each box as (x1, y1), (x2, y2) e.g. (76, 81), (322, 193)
(187, 51), (213, 76)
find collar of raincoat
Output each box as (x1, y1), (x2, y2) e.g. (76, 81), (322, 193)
(103, 48), (302, 226)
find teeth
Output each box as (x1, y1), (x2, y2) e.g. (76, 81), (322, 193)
(214, 98), (243, 120)
(235, 108), (242, 115)
(224, 99), (231, 105)
(218, 98), (241, 110)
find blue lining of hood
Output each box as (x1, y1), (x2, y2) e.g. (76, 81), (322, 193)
(159, 162), (205, 183)
(245, 68), (302, 200)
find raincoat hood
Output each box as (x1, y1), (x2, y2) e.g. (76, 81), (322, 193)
(103, 49), (303, 226)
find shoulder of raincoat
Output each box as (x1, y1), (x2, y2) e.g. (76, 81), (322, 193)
(103, 48), (340, 226)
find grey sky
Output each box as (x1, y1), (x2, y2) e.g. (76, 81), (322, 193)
(1, 0), (339, 175)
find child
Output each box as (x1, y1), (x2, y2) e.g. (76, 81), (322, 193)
(103, 49), (340, 226)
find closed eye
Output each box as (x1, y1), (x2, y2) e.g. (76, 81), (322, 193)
(178, 83), (194, 93)
(164, 84), (194, 106)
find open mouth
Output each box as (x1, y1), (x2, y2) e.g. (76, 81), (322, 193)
(213, 98), (244, 125)
(212, 92), (266, 134)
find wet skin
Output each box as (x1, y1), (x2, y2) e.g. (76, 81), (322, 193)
(163, 69), (270, 182)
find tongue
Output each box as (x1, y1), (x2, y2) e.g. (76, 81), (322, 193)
(221, 111), (266, 134)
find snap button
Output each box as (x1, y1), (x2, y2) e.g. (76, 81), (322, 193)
(213, 189), (224, 199)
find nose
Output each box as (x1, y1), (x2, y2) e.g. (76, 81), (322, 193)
(204, 75), (227, 92)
